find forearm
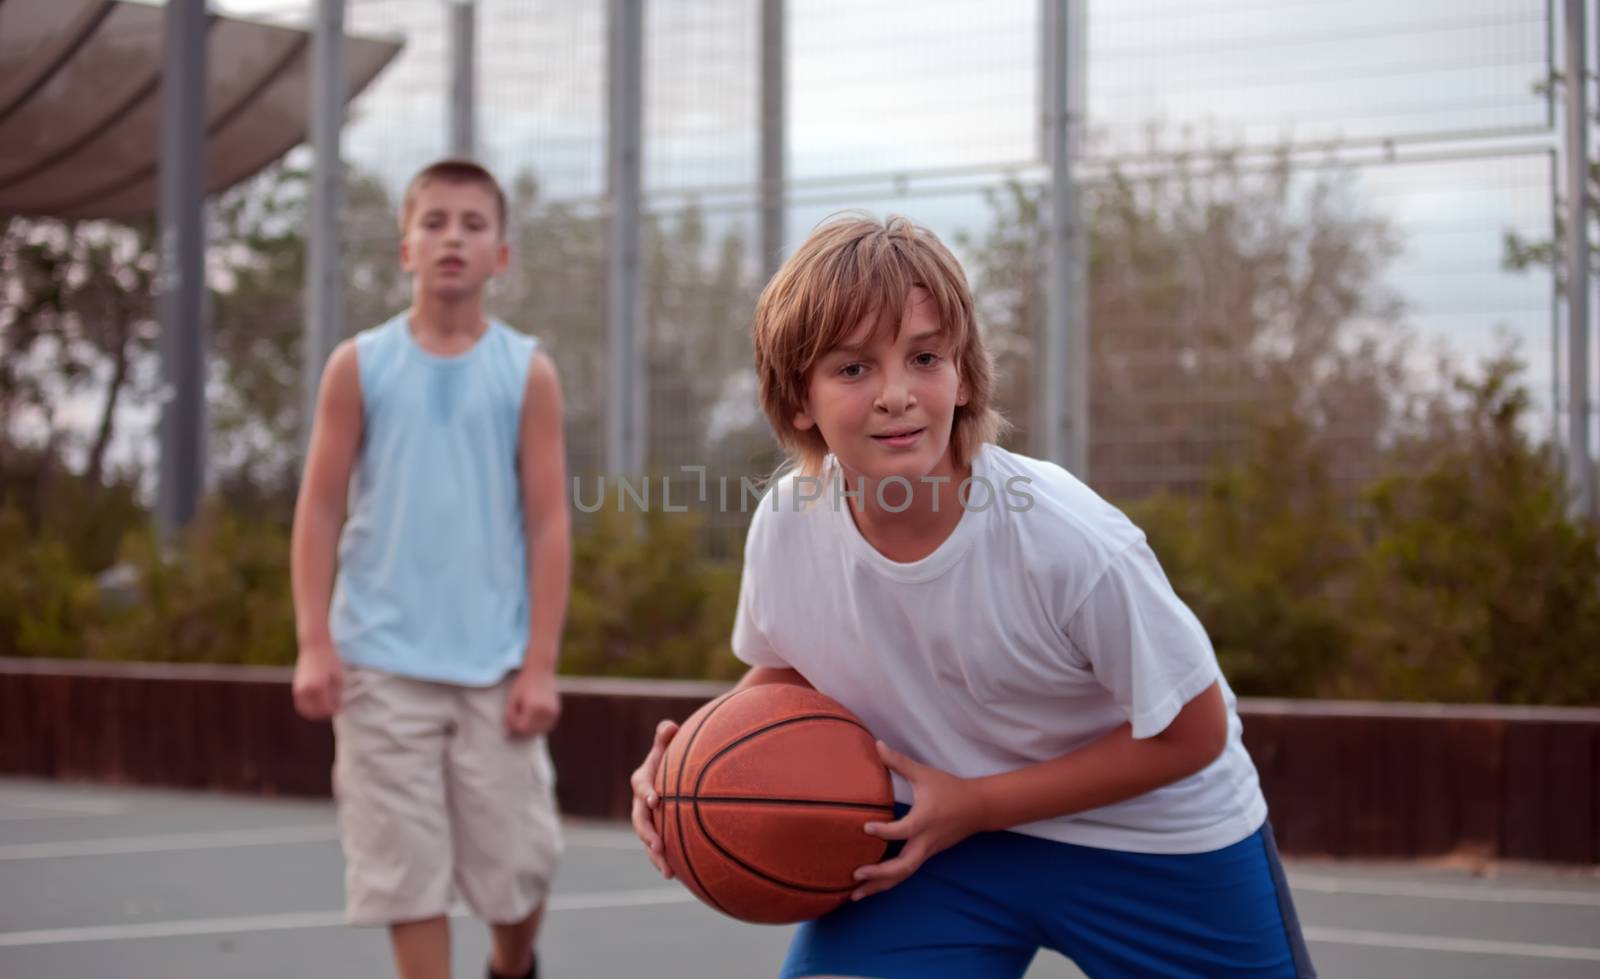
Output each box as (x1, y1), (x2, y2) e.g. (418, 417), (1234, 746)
(971, 723), (1216, 833)
(290, 502), (343, 649)
(522, 512), (571, 673)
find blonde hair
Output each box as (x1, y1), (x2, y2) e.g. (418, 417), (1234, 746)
(753, 214), (1007, 475)
(399, 158), (507, 238)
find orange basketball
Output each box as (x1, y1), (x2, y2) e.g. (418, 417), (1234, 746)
(653, 683), (894, 924)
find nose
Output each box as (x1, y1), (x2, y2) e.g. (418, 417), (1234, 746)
(874, 364), (917, 415)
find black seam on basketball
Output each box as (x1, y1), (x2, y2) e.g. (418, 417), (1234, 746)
(689, 711), (890, 896)
(660, 795), (895, 811)
(690, 795), (866, 895)
(672, 691), (738, 918)
(696, 713), (877, 788)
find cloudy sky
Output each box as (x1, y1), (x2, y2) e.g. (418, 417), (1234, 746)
(200, 0), (1577, 443)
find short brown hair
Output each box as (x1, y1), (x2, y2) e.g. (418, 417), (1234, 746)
(753, 214), (1007, 475)
(399, 158), (507, 237)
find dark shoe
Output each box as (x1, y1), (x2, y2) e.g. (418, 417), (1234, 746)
(486, 955), (537, 979)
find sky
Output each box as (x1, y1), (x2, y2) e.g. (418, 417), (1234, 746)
(109, 0), (1592, 464)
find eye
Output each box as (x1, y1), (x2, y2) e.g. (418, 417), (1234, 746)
(838, 363), (866, 378)
(913, 352), (940, 367)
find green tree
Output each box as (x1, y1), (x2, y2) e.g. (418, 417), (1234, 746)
(1130, 414), (1357, 697)
(208, 162), (407, 496)
(562, 495), (743, 680)
(961, 153), (1408, 498)
(0, 216), (159, 484)
(1345, 350), (1600, 704)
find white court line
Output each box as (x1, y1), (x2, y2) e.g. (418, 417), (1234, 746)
(1290, 873), (1600, 908)
(0, 888), (696, 948)
(0, 825), (340, 860)
(0, 793), (128, 819)
(3, 896), (1597, 963)
(0, 825), (643, 861)
(1304, 926), (1600, 962)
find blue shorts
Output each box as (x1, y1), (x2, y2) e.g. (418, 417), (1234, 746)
(780, 812), (1316, 979)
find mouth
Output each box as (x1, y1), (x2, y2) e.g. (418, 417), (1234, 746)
(437, 258), (466, 273)
(871, 427), (925, 447)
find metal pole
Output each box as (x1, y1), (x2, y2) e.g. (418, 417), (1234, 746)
(1566, 0), (1594, 518)
(1552, 148), (1564, 458)
(1066, 0), (1088, 478)
(157, 0), (207, 538)
(759, 0), (786, 283)
(606, 0), (645, 477)
(304, 0), (346, 456)
(449, 0), (476, 158)
(1039, 0), (1088, 477)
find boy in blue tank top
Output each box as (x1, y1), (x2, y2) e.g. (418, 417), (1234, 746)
(629, 215), (1316, 977)
(291, 159), (570, 979)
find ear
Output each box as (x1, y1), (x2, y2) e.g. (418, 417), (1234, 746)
(791, 382), (819, 431)
(956, 384), (969, 407)
(493, 239), (510, 276)
(398, 236), (414, 273)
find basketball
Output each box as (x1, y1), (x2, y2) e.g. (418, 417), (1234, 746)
(653, 683), (895, 924)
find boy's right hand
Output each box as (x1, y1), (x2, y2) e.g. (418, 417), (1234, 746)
(292, 641), (344, 721)
(629, 719), (680, 879)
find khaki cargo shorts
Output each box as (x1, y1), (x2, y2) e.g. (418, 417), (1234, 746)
(332, 666), (563, 926)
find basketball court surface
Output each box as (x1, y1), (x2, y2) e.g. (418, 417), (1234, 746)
(2, 778), (1597, 978)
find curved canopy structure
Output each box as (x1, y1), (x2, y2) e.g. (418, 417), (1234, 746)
(0, 0), (402, 220)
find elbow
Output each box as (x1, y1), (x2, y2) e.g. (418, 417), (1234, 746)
(1154, 692), (1229, 778)
(1180, 682), (1230, 774)
(530, 507), (573, 566)
(538, 508), (572, 550)
(291, 495), (343, 542)
(1195, 717), (1228, 772)
(1179, 710), (1229, 776)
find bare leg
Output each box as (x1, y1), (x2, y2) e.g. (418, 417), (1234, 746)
(487, 905), (544, 978)
(390, 915), (451, 979)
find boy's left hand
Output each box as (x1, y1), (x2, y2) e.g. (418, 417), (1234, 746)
(851, 741), (987, 901)
(506, 667), (560, 736)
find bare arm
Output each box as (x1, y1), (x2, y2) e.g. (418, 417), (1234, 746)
(970, 680), (1228, 830)
(505, 351), (571, 735)
(289, 341), (363, 719)
(518, 351), (571, 674)
(849, 681), (1230, 900)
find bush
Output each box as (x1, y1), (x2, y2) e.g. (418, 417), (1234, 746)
(2, 351), (1595, 706)
(563, 496), (744, 680)
(0, 505), (96, 658)
(1129, 416), (1356, 698)
(83, 505), (298, 665)
(1131, 353), (1600, 705)
(1341, 357), (1600, 705)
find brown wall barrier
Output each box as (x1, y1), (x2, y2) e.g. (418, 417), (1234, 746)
(1, 660), (1595, 864)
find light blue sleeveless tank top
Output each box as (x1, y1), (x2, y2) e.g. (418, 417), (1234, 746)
(329, 314), (539, 685)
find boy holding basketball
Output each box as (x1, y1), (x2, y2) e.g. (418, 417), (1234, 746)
(292, 159), (568, 979)
(630, 215), (1316, 977)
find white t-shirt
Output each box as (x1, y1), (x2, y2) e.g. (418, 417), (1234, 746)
(731, 443), (1267, 854)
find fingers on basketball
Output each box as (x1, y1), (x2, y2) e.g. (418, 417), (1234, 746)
(639, 720), (678, 802)
(852, 845), (924, 899)
(866, 809), (917, 840)
(629, 790), (675, 878)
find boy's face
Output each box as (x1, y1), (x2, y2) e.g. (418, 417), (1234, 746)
(399, 181), (508, 301)
(796, 287), (969, 486)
